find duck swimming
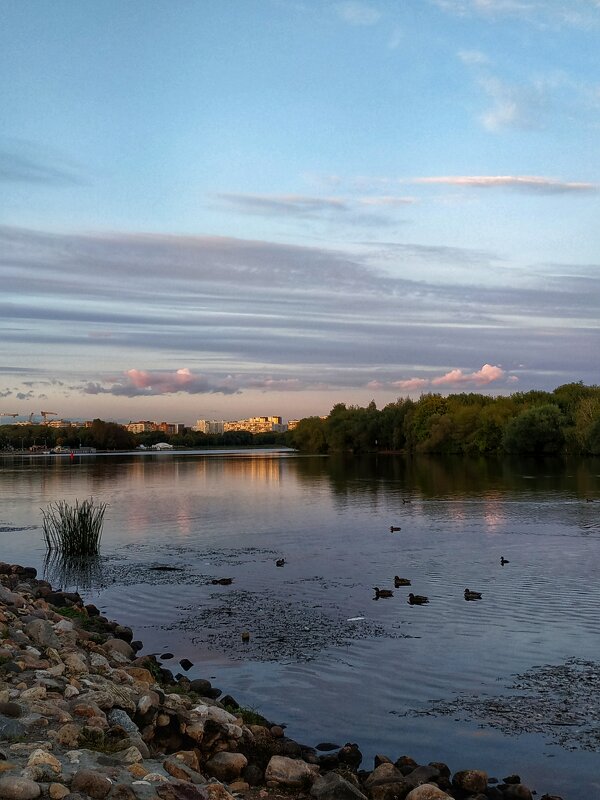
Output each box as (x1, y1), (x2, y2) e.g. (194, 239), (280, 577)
(373, 587), (394, 599)
(500, 556), (509, 565)
(275, 558), (285, 567)
(408, 593), (429, 605)
(394, 576), (411, 587)
(211, 577), (233, 585)
(390, 526), (401, 532)
(464, 588), (482, 600)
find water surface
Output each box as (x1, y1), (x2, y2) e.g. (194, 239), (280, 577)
(1, 450), (599, 798)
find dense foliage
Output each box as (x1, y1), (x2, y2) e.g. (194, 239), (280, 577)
(289, 383), (600, 456)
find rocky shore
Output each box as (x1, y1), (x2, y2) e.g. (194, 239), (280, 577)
(0, 563), (564, 800)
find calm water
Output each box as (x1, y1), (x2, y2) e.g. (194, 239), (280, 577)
(1, 450), (600, 798)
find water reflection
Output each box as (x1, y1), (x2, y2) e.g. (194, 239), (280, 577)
(43, 551), (104, 592)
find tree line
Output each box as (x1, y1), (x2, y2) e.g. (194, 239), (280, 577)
(1, 382), (599, 456)
(288, 383), (600, 455)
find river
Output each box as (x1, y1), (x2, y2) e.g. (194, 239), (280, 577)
(1, 450), (599, 798)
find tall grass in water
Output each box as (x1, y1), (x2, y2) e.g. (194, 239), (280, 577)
(41, 498), (107, 555)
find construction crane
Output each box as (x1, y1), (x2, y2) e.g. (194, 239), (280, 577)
(0, 412), (18, 420)
(41, 411), (57, 424)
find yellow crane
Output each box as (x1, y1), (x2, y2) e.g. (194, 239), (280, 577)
(41, 411), (57, 424)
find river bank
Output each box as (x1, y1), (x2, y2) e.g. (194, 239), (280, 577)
(0, 562), (565, 800)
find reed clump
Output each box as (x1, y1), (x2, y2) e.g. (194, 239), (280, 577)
(41, 498), (107, 555)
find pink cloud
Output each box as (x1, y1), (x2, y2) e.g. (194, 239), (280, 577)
(432, 363), (505, 386)
(392, 378), (429, 391)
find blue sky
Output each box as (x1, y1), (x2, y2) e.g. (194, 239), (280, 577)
(1, 0), (599, 424)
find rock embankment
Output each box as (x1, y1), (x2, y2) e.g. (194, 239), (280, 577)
(0, 563), (563, 800)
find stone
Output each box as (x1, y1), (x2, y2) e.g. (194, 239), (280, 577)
(137, 692), (160, 716)
(310, 772), (368, 800)
(26, 748), (62, 777)
(0, 776), (41, 800)
(0, 704), (21, 719)
(405, 766), (440, 788)
(63, 654), (88, 675)
(71, 768), (112, 799)
(56, 724), (81, 748)
(25, 619), (60, 648)
(405, 786), (452, 800)
(204, 752), (248, 782)
(243, 764), (263, 786)
(89, 654), (111, 672)
(369, 782), (412, 800)
(0, 588), (26, 608)
(188, 679), (212, 695)
(395, 757), (419, 776)
(64, 686), (79, 700)
(124, 668), (155, 685)
(452, 769), (488, 794)
(364, 763), (405, 788)
(119, 747), (144, 764)
(338, 743), (362, 769)
(265, 755), (319, 788)
(48, 785), (69, 800)
(204, 785), (235, 800)
(503, 785), (533, 800)
(0, 717), (26, 740)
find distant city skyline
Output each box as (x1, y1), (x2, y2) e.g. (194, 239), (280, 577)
(1, 1), (599, 422)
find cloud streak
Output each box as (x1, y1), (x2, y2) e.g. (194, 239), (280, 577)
(412, 175), (598, 193)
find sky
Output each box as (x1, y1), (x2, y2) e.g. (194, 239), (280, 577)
(1, 0), (599, 425)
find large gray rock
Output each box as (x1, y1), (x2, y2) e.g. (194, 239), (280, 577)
(503, 785), (533, 800)
(0, 587), (26, 608)
(204, 752), (248, 782)
(364, 763), (405, 788)
(0, 776), (41, 800)
(103, 638), (135, 660)
(25, 618), (60, 649)
(265, 755), (319, 788)
(405, 766), (440, 788)
(311, 772), (368, 800)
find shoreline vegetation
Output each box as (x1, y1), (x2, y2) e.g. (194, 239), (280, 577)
(1, 563), (565, 800)
(1, 382), (599, 457)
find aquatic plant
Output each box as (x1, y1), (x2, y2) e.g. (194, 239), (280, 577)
(41, 498), (107, 555)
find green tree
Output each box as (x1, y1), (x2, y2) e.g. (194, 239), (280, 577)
(502, 404), (565, 454)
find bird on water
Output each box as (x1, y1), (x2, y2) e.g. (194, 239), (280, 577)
(464, 588), (482, 601)
(500, 556), (509, 565)
(373, 587), (394, 599)
(390, 525), (401, 532)
(394, 576), (411, 587)
(408, 593), (429, 605)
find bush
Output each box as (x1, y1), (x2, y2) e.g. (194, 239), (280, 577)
(41, 498), (107, 555)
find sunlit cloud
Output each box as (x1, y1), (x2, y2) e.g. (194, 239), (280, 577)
(431, 363), (505, 386)
(335, 1), (382, 26)
(392, 377), (429, 391)
(412, 175), (598, 192)
(216, 193), (349, 216)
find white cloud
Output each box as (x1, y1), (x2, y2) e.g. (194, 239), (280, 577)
(457, 49), (489, 65)
(335, 1), (382, 26)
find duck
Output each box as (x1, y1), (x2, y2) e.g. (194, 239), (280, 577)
(394, 576), (411, 587)
(373, 587), (394, 599)
(402, 499), (411, 504)
(500, 556), (509, 565)
(408, 593), (429, 605)
(390, 525), (401, 532)
(464, 588), (482, 601)
(275, 558), (285, 567)
(211, 577), (233, 585)
(241, 631), (250, 642)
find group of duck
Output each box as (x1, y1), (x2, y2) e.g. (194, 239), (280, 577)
(373, 579), (483, 604)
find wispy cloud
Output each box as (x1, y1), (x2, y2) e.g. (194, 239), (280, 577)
(0, 139), (83, 185)
(433, 0), (600, 29)
(335, 1), (382, 26)
(82, 369), (241, 398)
(412, 175), (598, 192)
(457, 49), (490, 65)
(216, 193), (349, 216)
(358, 195), (417, 207)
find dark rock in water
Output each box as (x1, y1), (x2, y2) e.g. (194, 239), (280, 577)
(189, 678), (212, 694)
(405, 765), (440, 788)
(338, 742), (362, 769)
(130, 640), (143, 653)
(429, 762), (450, 778)
(204, 686), (222, 699)
(219, 694), (238, 708)
(0, 702), (22, 719)
(114, 624), (133, 643)
(150, 565), (184, 571)
(161, 652), (174, 660)
(316, 742), (341, 752)
(503, 785), (533, 800)
(179, 658), (193, 671)
(452, 769), (488, 794)
(85, 603), (101, 616)
(503, 774), (522, 784)
(395, 755), (419, 776)
(160, 668), (174, 684)
(540, 795), (565, 800)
